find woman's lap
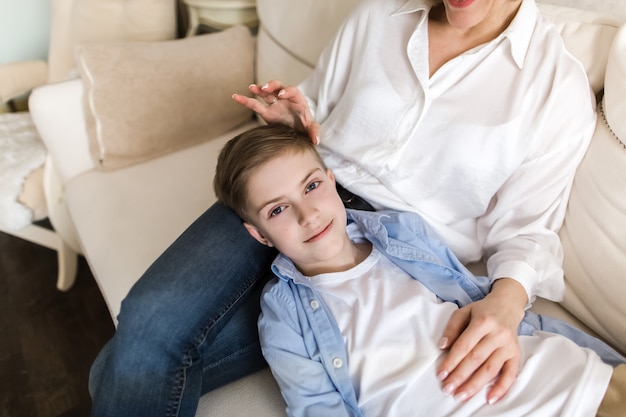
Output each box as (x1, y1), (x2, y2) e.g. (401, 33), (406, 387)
(89, 202), (277, 417)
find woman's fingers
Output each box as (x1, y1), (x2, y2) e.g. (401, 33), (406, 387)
(308, 122), (321, 145)
(438, 305), (471, 351)
(233, 82), (318, 144)
(486, 358), (519, 405)
(441, 334), (520, 403)
(437, 296), (522, 404)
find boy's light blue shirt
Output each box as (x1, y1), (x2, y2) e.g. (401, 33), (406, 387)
(258, 209), (624, 417)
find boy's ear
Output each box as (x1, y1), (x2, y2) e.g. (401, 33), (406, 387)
(243, 222), (274, 247)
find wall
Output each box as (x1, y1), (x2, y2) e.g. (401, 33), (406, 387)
(0, 0), (51, 64)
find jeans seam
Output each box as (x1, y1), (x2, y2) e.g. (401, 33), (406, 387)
(165, 272), (260, 417)
(202, 342), (258, 372)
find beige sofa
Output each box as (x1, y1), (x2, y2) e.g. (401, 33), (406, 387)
(29, 0), (626, 415)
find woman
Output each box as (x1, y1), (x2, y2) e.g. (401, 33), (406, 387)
(90, 0), (597, 415)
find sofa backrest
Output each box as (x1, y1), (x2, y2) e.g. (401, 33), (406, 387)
(255, 0), (622, 94)
(47, 0), (177, 83)
(558, 24), (626, 353)
(255, 0), (361, 86)
(538, 4), (623, 94)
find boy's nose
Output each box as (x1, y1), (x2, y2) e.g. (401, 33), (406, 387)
(297, 204), (320, 226)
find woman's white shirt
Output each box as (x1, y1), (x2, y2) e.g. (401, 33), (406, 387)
(301, 0), (596, 301)
(306, 247), (611, 416)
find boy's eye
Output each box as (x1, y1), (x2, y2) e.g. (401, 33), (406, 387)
(270, 205), (286, 217)
(306, 181), (320, 193)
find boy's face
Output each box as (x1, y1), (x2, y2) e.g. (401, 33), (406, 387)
(243, 149), (352, 276)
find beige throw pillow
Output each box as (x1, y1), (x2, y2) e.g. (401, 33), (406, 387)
(77, 25), (255, 170)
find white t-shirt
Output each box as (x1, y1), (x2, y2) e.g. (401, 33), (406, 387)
(301, 0), (597, 302)
(309, 247), (612, 416)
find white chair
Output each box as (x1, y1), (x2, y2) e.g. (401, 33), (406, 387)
(0, 48), (80, 291)
(0, 0), (178, 290)
(182, 0), (259, 35)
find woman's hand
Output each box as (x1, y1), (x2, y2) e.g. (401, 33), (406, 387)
(436, 278), (528, 405)
(232, 80), (320, 144)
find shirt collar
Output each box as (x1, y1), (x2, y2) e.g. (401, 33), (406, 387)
(391, 0), (433, 16)
(501, 0), (539, 69)
(391, 0), (539, 69)
(271, 221), (366, 284)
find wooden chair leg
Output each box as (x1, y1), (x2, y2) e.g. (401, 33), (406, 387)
(0, 223), (79, 291)
(56, 238), (78, 291)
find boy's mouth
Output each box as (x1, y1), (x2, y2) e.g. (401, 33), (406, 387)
(305, 220), (333, 243)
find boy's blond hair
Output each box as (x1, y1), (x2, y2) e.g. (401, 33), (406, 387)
(214, 123), (326, 222)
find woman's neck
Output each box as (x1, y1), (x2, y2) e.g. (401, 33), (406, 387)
(427, 1), (522, 76)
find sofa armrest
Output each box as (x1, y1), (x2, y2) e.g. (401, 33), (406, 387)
(558, 23), (626, 354)
(604, 24), (626, 142)
(29, 79), (96, 184)
(0, 60), (48, 103)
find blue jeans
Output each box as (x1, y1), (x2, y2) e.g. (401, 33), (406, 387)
(90, 187), (375, 416)
(89, 202), (277, 417)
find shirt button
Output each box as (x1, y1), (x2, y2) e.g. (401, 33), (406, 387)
(332, 358), (343, 368)
(310, 300), (320, 310)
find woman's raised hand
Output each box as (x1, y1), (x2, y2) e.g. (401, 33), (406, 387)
(232, 80), (320, 144)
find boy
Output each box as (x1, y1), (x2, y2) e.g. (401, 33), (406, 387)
(213, 123), (624, 417)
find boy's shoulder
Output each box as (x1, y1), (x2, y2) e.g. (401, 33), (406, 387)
(261, 275), (283, 296)
(259, 276), (306, 330)
(260, 275), (299, 309)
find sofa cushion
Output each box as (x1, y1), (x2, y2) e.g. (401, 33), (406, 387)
(197, 369), (284, 416)
(538, 3), (623, 94)
(558, 25), (626, 354)
(257, 0), (361, 69)
(604, 25), (626, 141)
(254, 0), (361, 89)
(77, 25), (255, 170)
(65, 121), (257, 321)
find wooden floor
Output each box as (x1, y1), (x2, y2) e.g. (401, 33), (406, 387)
(0, 230), (115, 417)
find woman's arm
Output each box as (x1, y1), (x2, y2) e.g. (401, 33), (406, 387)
(436, 47), (597, 404)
